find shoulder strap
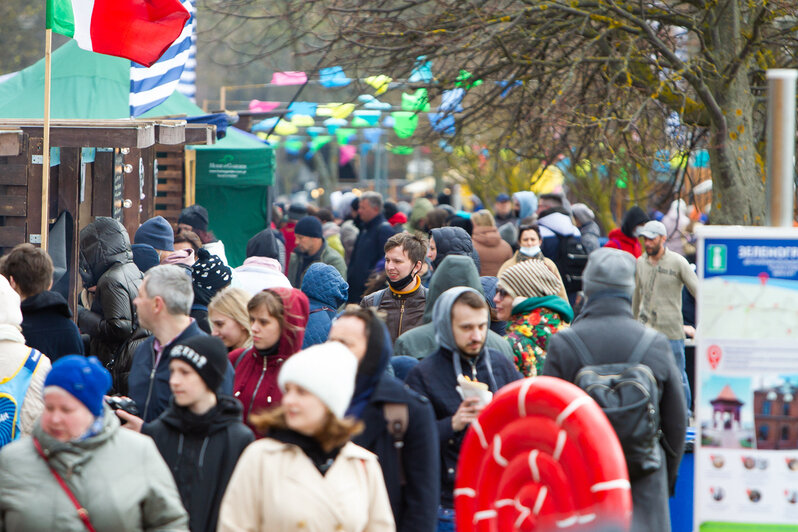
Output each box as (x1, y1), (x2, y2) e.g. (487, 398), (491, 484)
(557, 329), (593, 367)
(383, 402), (409, 486)
(628, 328), (658, 365)
(32, 438), (97, 532)
(309, 306), (335, 315)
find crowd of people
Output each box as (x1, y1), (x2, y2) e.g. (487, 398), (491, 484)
(0, 191), (704, 531)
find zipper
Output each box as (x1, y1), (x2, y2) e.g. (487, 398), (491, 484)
(469, 359), (477, 381)
(248, 356), (268, 417)
(398, 301), (405, 337)
(143, 349), (158, 419)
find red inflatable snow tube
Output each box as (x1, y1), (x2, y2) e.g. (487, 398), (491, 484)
(455, 376), (632, 531)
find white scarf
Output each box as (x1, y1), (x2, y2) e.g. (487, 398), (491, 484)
(0, 324), (26, 344)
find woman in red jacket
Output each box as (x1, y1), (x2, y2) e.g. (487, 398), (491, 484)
(228, 287), (308, 434)
(604, 205), (649, 258)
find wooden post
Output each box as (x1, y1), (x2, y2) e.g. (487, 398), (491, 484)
(41, 29), (53, 251)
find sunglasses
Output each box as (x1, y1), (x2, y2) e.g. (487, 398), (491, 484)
(496, 288), (511, 298)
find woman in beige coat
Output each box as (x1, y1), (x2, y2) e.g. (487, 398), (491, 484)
(219, 342), (395, 532)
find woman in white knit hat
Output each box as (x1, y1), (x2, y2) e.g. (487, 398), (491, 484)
(218, 342), (395, 532)
(494, 260), (574, 378)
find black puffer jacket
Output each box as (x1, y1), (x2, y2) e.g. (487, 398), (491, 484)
(78, 217), (143, 365)
(143, 396), (254, 532)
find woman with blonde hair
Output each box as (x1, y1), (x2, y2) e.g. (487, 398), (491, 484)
(470, 209), (513, 276)
(219, 342), (395, 532)
(208, 286), (252, 352)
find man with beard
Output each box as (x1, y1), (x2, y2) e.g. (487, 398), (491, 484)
(361, 232), (428, 343)
(633, 220), (697, 413)
(405, 287), (522, 531)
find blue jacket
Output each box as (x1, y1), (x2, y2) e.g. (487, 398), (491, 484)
(20, 291), (84, 362)
(301, 263), (348, 348)
(128, 321), (235, 422)
(346, 214), (394, 302)
(405, 346), (522, 509)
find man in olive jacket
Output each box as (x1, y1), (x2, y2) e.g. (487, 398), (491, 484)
(287, 215), (347, 288)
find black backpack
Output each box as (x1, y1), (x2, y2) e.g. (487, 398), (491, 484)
(551, 230), (588, 293)
(558, 327), (662, 480)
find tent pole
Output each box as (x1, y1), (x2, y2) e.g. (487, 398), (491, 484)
(41, 28), (53, 252)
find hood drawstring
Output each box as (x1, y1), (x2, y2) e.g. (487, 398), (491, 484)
(452, 349), (498, 392)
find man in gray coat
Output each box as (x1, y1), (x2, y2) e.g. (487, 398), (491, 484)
(543, 248), (686, 532)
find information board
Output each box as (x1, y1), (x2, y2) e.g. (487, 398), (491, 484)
(695, 226), (798, 532)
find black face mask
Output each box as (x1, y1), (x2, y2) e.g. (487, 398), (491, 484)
(387, 264), (420, 291)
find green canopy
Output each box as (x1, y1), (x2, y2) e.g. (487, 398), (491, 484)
(0, 41), (274, 267)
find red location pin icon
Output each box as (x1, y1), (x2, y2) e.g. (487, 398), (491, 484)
(707, 345), (722, 370)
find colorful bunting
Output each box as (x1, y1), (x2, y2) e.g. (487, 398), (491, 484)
(306, 127), (326, 138)
(427, 113), (456, 135)
(409, 56), (433, 83)
(388, 145), (414, 155)
(287, 101), (317, 118)
(336, 128), (357, 145)
(290, 115), (315, 127)
(271, 71), (308, 85)
(284, 138), (305, 155)
(340, 145), (357, 166)
(319, 66), (351, 88)
(363, 128), (383, 144)
(365, 75), (392, 95)
(350, 116), (371, 128)
(359, 94), (393, 111)
(382, 115), (395, 128)
(401, 89), (430, 112)
(496, 80), (522, 98)
(353, 110), (382, 126)
(249, 100), (280, 112)
(274, 121), (299, 136)
(454, 70), (482, 89)
(439, 140), (454, 153)
(252, 116), (280, 132)
(310, 135), (333, 151)
(391, 112), (419, 139)
(324, 118), (348, 134)
(439, 88), (465, 113)
(318, 103), (356, 119)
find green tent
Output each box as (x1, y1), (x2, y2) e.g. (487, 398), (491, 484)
(0, 41), (274, 267)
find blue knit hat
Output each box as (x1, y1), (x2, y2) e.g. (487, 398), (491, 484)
(44, 356), (111, 417)
(135, 216), (174, 251)
(294, 216), (323, 239)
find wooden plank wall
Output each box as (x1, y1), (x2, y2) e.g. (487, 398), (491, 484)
(154, 145), (185, 224)
(0, 134), (29, 254)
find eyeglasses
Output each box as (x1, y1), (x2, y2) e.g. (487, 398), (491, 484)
(496, 288), (510, 298)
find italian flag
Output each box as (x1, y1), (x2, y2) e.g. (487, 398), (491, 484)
(46, 0), (190, 67)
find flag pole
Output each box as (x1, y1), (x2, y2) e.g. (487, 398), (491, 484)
(41, 28), (52, 252)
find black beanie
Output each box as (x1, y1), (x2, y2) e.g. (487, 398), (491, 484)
(170, 335), (229, 392)
(621, 206), (650, 238)
(178, 204), (209, 233)
(294, 216), (323, 239)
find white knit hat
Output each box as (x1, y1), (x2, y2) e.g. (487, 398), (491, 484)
(277, 342), (358, 419)
(0, 275), (22, 327)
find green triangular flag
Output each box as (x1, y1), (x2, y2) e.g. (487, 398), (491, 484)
(391, 112), (419, 139)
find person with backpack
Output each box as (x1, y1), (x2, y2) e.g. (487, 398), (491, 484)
(0, 275), (51, 444)
(328, 306), (439, 532)
(536, 193), (587, 305)
(543, 248), (686, 532)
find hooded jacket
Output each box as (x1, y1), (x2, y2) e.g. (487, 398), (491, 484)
(0, 324), (51, 438)
(537, 207), (581, 260)
(543, 295), (686, 532)
(347, 213), (395, 303)
(471, 225), (513, 276)
(20, 290), (83, 362)
(0, 408), (188, 532)
(143, 396), (254, 532)
(301, 263), (348, 348)
(233, 257), (291, 295)
(429, 226), (481, 273)
(605, 206), (648, 258)
(409, 197), (434, 232)
(393, 255), (514, 361)
(246, 228), (286, 271)
(229, 287), (308, 433)
(78, 217), (143, 364)
(288, 240), (347, 288)
(128, 321), (236, 422)
(512, 191), (538, 222)
(349, 322), (439, 532)
(405, 287), (522, 509)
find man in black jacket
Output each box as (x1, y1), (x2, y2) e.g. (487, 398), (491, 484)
(543, 248), (686, 532)
(347, 191), (395, 302)
(139, 335), (253, 532)
(329, 306), (439, 532)
(405, 287), (522, 530)
(0, 244), (83, 362)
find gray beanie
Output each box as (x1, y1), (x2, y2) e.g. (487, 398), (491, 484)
(582, 247), (635, 299)
(571, 203), (595, 225)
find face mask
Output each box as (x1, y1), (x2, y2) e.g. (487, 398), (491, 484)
(387, 265), (419, 291)
(519, 246), (540, 257)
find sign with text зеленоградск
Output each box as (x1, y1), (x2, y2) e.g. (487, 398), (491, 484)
(695, 226), (798, 532)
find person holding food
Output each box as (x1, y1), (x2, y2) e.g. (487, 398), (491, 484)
(405, 287), (522, 531)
